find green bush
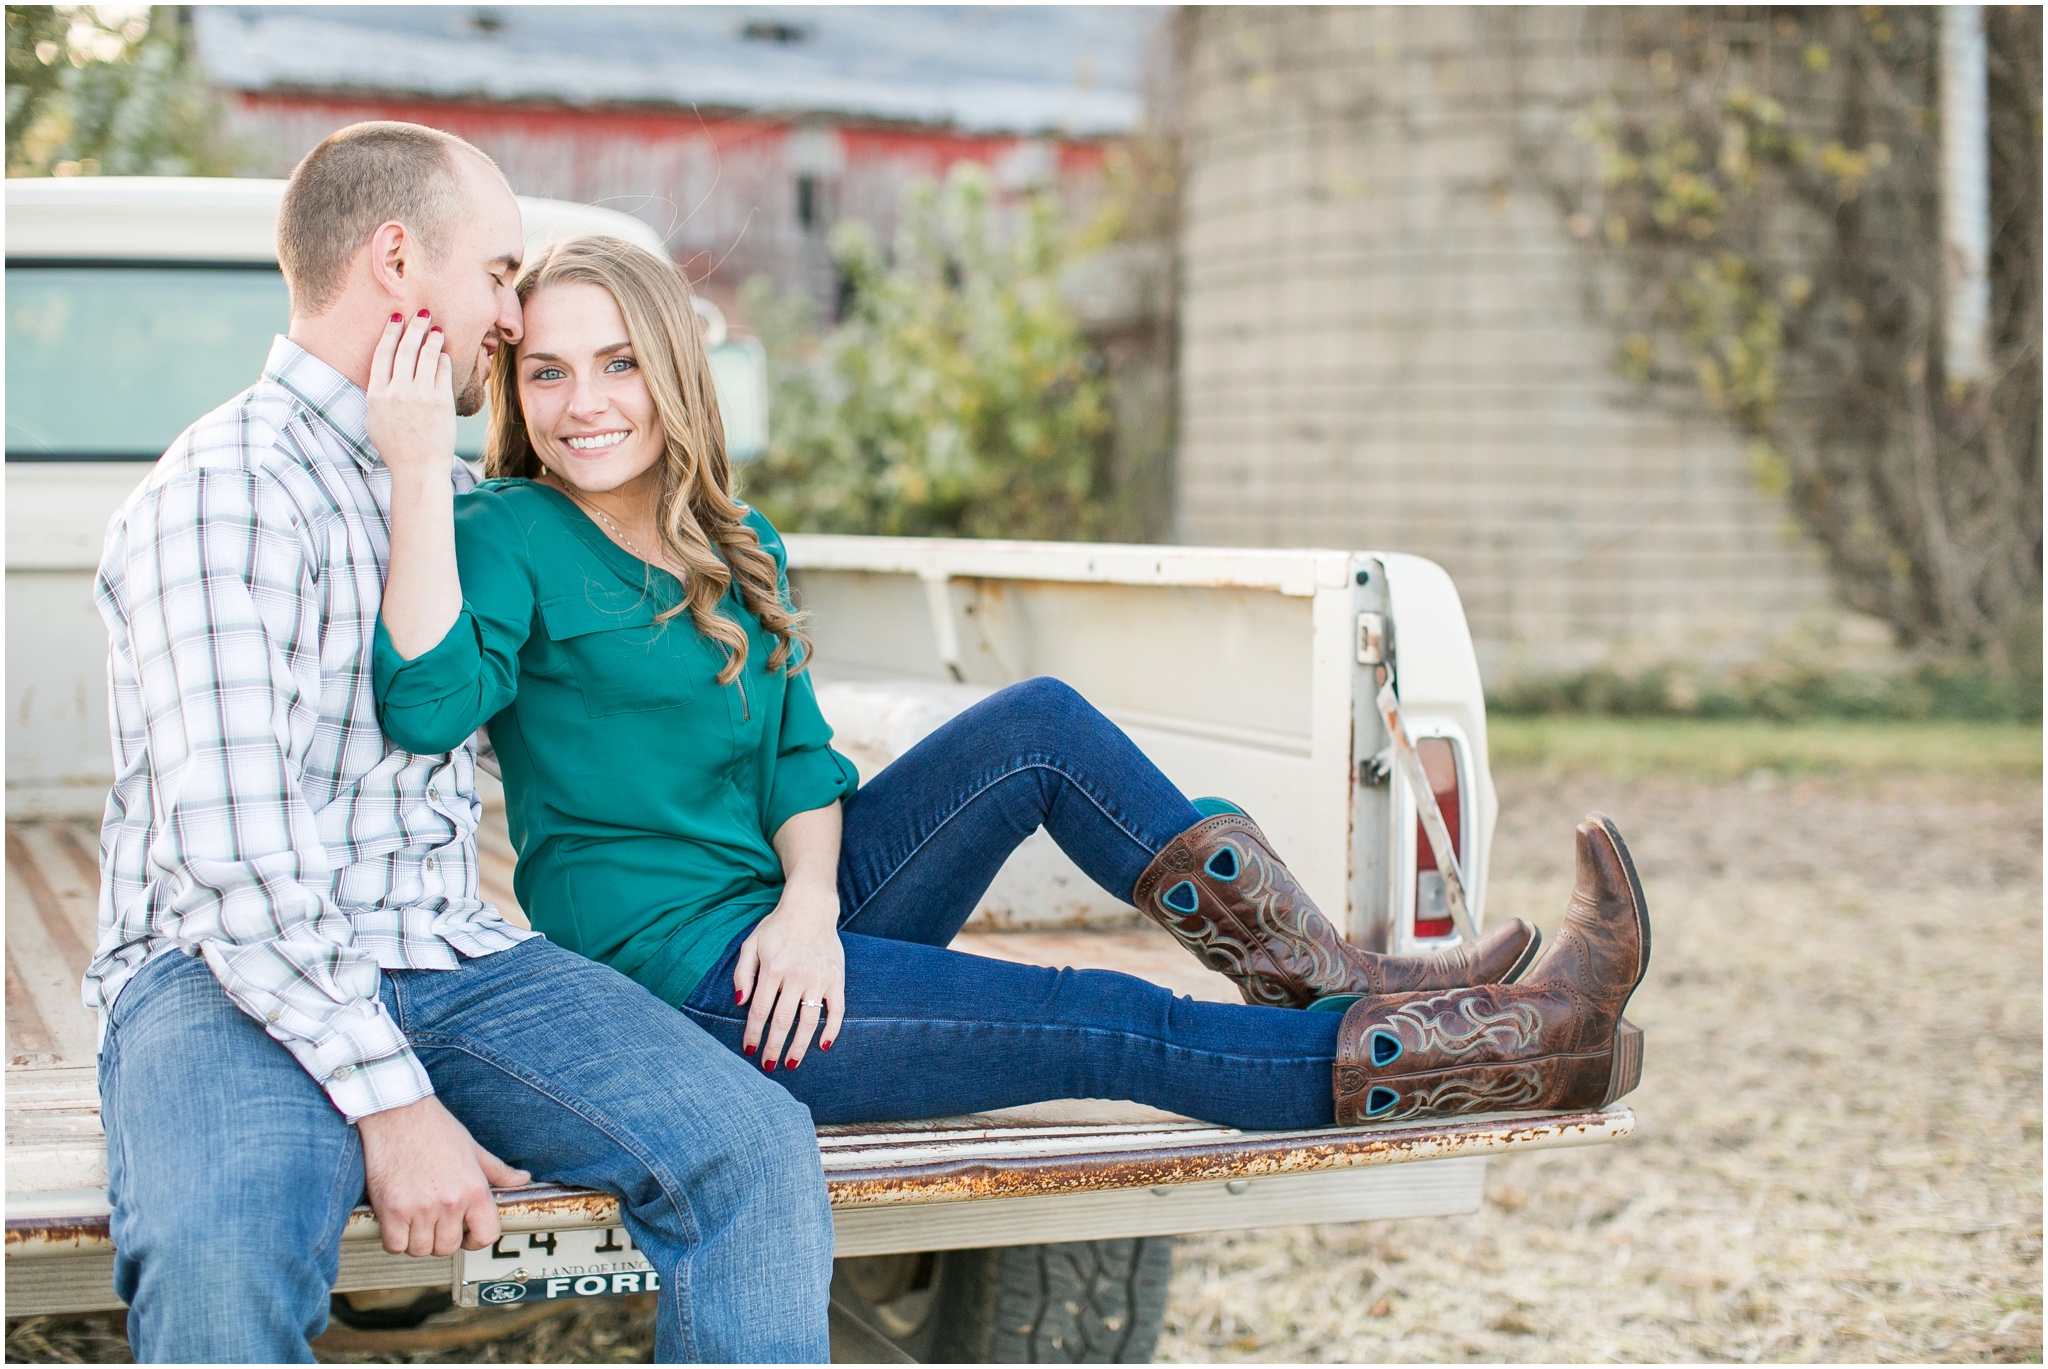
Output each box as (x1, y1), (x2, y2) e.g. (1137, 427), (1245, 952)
(7, 8), (244, 178)
(737, 164), (1119, 541)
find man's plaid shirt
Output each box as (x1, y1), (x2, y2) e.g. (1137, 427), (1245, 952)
(90, 336), (533, 1122)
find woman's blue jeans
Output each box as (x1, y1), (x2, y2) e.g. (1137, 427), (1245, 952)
(680, 677), (1344, 1130)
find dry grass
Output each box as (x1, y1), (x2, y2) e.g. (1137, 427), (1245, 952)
(11, 742), (2040, 1364)
(1490, 716), (2042, 780)
(1157, 767), (2043, 1363)
(0, 1297), (660, 1365)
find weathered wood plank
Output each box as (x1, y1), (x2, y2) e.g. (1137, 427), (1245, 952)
(50, 822), (108, 951)
(4, 855), (99, 1069)
(6, 950), (58, 1068)
(8, 827), (95, 981)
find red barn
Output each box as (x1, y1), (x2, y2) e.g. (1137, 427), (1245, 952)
(195, 6), (1160, 317)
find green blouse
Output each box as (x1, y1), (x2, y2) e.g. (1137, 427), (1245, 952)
(372, 479), (859, 1005)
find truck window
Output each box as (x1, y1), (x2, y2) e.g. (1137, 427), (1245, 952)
(5, 263), (490, 461)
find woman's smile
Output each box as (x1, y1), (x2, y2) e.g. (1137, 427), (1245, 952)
(562, 429), (631, 453)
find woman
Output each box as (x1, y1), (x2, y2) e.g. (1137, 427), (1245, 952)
(369, 235), (1647, 1130)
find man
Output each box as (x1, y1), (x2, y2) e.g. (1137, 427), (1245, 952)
(89, 121), (832, 1363)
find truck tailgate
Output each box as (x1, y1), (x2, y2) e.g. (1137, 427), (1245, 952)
(6, 818), (1631, 1315)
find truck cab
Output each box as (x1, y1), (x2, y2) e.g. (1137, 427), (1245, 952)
(4, 176), (1631, 1361)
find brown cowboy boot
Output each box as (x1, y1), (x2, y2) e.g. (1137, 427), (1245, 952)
(1331, 812), (1649, 1124)
(1133, 812), (1542, 1009)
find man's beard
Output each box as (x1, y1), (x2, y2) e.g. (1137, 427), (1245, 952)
(455, 364), (488, 418)
(456, 340), (495, 413)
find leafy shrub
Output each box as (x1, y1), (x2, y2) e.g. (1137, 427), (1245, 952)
(7, 8), (244, 178)
(737, 164), (1119, 541)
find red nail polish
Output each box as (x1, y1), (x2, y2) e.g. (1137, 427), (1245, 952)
(430, 326), (442, 334)
(763, 1059), (776, 1072)
(735, 990), (745, 1005)
(784, 1058), (798, 1070)
(390, 312), (403, 322)
(416, 308), (430, 317)
(820, 1040), (832, 1051)
(742, 1043), (755, 1056)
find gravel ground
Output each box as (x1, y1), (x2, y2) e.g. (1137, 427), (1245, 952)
(1156, 769), (2043, 1364)
(10, 764), (2039, 1363)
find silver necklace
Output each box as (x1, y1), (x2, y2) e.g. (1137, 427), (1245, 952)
(552, 476), (654, 562)
(579, 496), (646, 558)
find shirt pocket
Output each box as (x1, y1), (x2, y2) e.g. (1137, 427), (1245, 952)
(539, 592), (698, 717)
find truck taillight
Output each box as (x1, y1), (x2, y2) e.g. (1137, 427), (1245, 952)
(1413, 737), (1462, 940)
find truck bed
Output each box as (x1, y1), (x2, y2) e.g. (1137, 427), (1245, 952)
(6, 816), (1631, 1316)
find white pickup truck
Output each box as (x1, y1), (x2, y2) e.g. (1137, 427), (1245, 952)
(3, 178), (1632, 1362)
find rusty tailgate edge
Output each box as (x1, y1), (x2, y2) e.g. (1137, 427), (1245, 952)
(824, 1107), (1633, 1207)
(7, 1107), (1631, 1256)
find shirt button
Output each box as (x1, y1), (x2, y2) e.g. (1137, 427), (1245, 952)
(424, 855), (439, 872)
(265, 1009), (281, 1024)
(332, 1065), (354, 1082)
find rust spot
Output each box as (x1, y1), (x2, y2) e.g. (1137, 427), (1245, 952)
(484, 1187), (629, 1232)
(7, 1109), (1632, 1257)
(820, 1109), (1631, 1208)
(4, 1215), (110, 1250)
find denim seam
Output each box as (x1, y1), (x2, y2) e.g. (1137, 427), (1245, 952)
(313, 1126), (361, 1314)
(100, 1032), (128, 1218)
(841, 757), (1158, 929)
(681, 1005), (1334, 1067)
(385, 971), (409, 1035)
(100, 955), (183, 1230)
(402, 1031), (703, 1361)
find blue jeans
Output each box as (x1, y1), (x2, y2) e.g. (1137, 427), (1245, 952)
(100, 940), (831, 1364)
(676, 677), (1345, 1130)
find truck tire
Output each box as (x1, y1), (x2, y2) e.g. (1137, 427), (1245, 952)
(934, 1238), (1176, 1363)
(835, 1238), (1174, 1363)
(327, 1288), (452, 1330)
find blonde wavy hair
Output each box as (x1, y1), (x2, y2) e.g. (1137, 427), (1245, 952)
(484, 235), (808, 685)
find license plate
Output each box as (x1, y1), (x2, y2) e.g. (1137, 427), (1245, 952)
(454, 1227), (658, 1307)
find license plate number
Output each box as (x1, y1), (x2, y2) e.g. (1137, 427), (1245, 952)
(455, 1227), (657, 1307)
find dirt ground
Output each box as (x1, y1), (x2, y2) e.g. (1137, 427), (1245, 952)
(9, 762), (2040, 1364)
(1156, 768), (2044, 1364)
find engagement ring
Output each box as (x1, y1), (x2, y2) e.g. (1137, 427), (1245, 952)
(801, 998), (825, 1007)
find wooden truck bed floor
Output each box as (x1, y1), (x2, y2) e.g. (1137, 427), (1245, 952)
(6, 818), (1631, 1315)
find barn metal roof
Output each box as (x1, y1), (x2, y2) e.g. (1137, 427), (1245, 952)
(193, 6), (1158, 136)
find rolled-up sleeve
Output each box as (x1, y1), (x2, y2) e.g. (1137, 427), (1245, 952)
(374, 491), (535, 755)
(767, 662), (862, 836)
(748, 510), (859, 835)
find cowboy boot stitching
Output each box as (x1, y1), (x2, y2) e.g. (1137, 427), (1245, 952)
(1366, 989), (1545, 1068)
(1403, 1062), (1549, 1117)
(1332, 815), (1651, 1124)
(1197, 834), (1326, 1007)
(1339, 1061), (1551, 1124)
(1239, 842), (1346, 992)
(1136, 813), (1542, 1009)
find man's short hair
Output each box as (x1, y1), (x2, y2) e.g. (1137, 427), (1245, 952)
(276, 122), (502, 316)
